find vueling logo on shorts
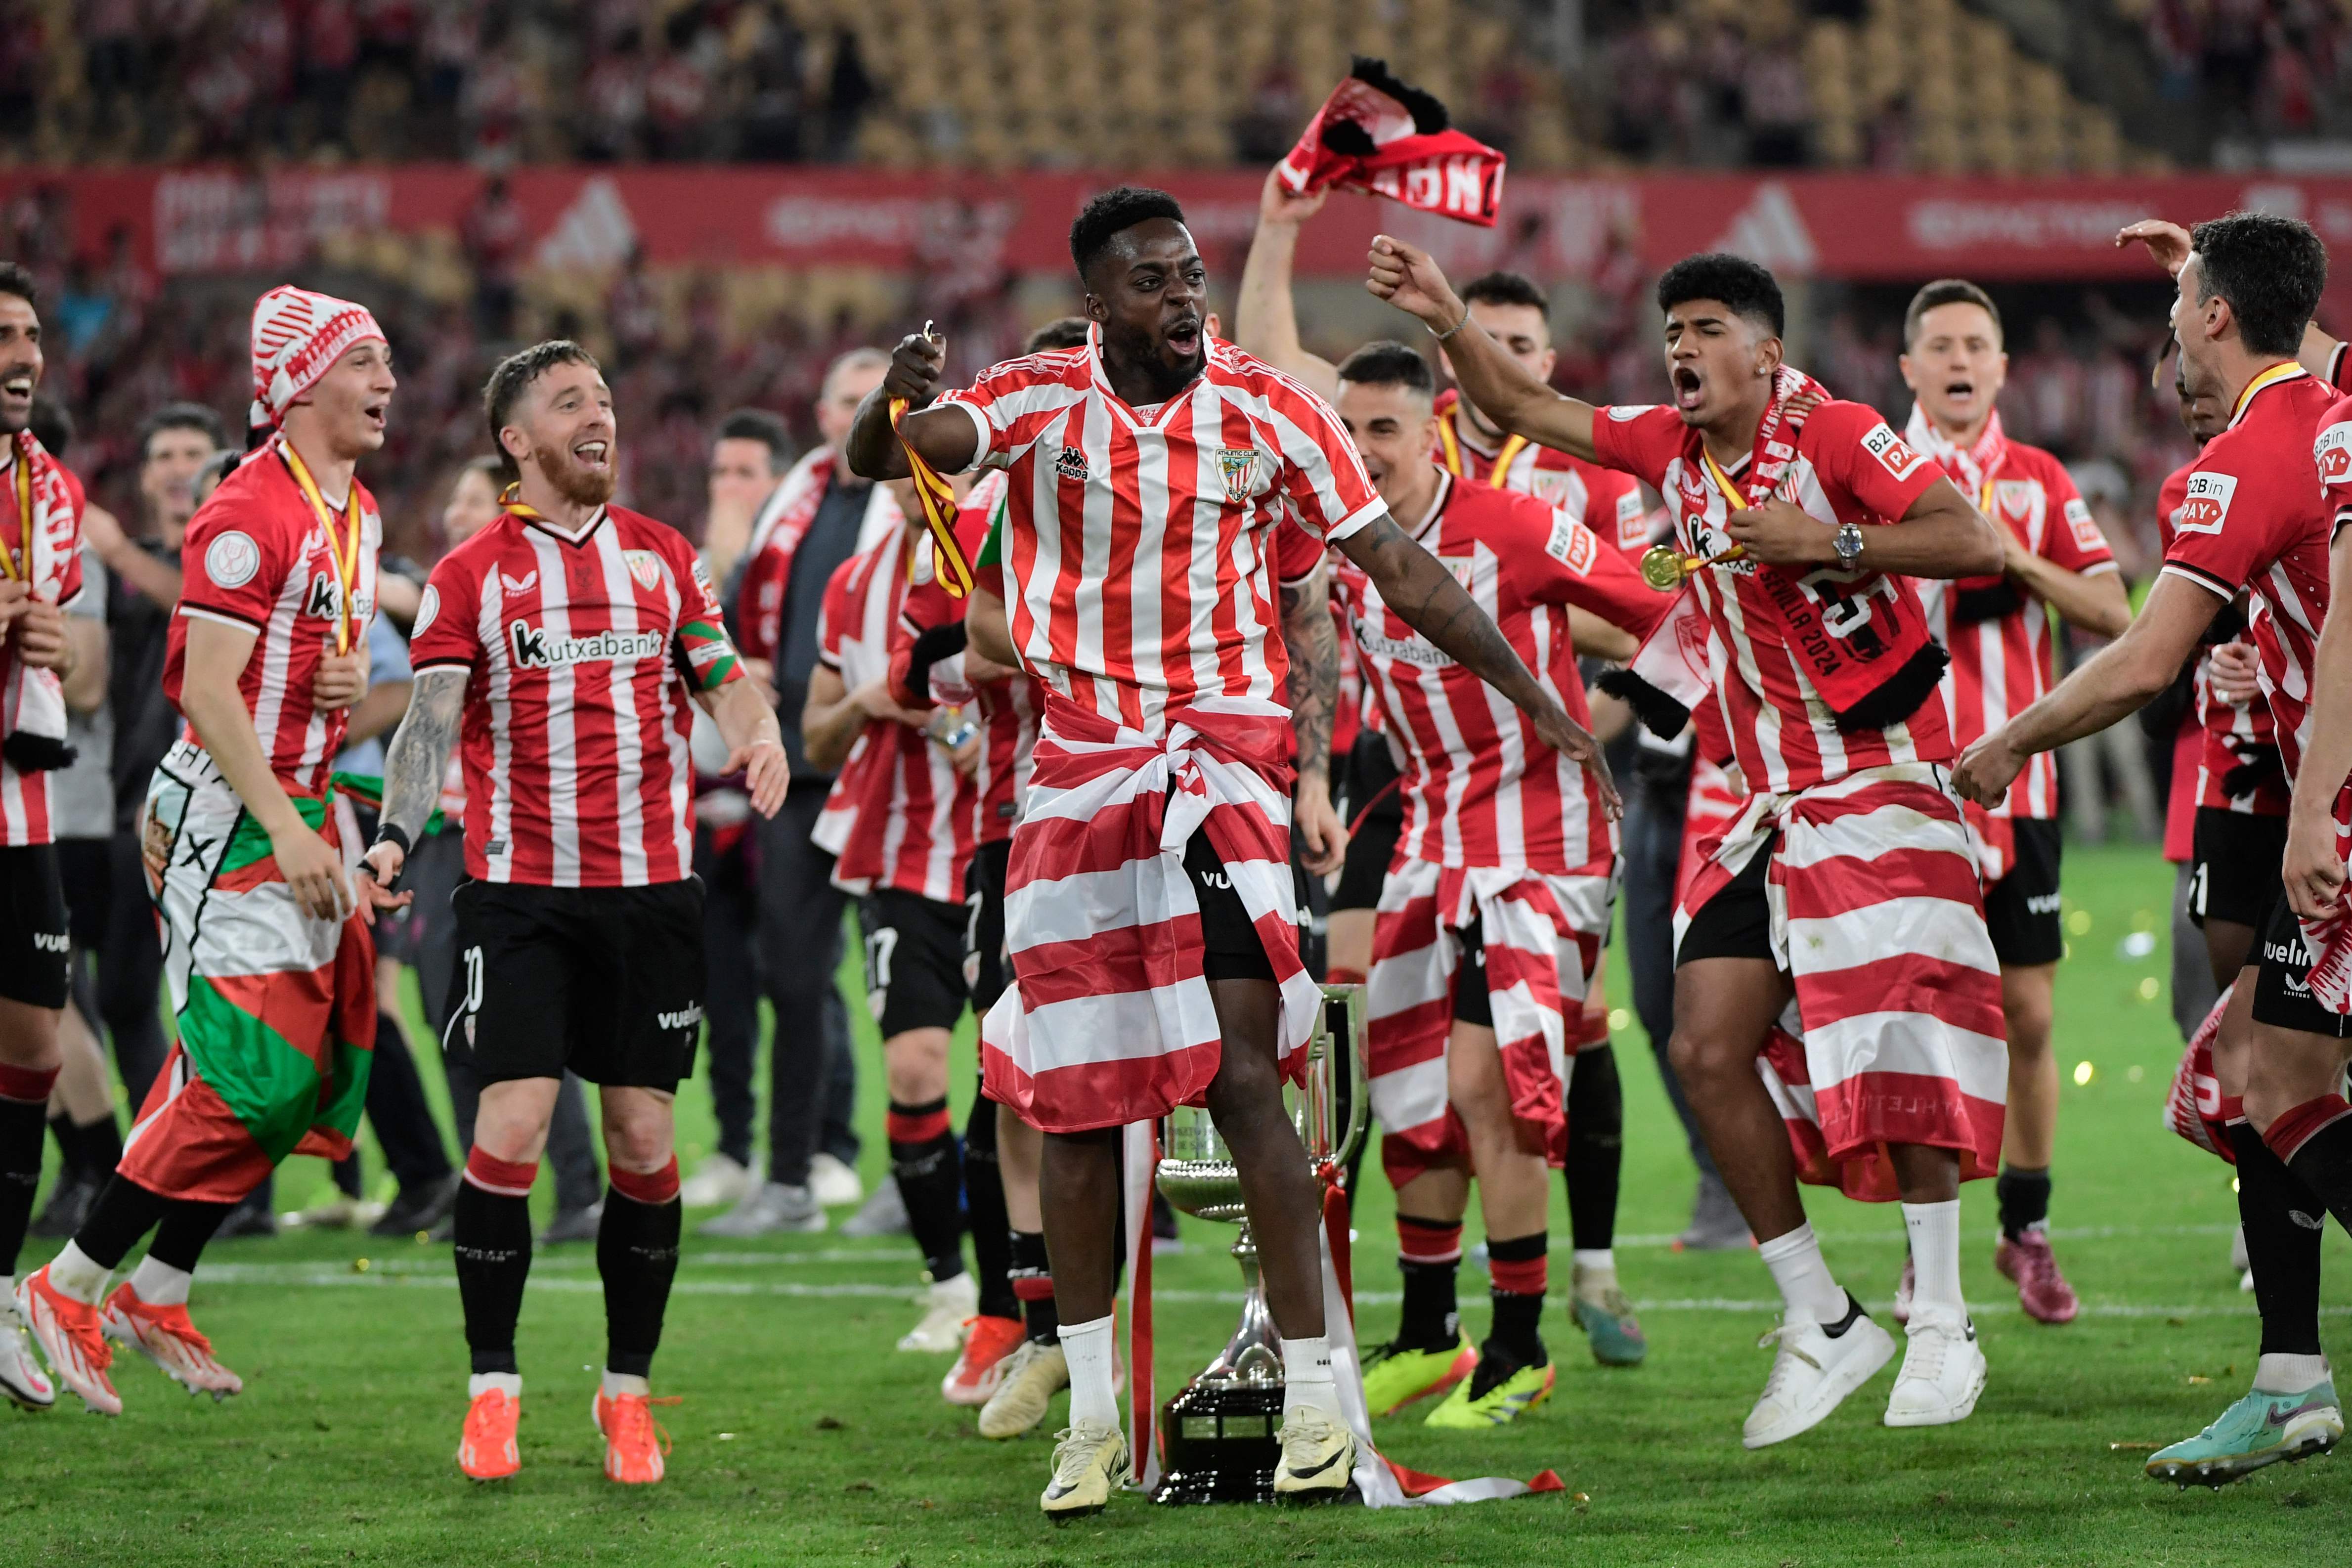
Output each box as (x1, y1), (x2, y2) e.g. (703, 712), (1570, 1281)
(2025, 893), (2063, 915)
(508, 620), (665, 670)
(31, 931), (67, 953)
(658, 1004), (705, 1031)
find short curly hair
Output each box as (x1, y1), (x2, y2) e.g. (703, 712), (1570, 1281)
(482, 340), (601, 479)
(1069, 186), (1188, 286)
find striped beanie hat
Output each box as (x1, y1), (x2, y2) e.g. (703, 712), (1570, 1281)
(248, 284), (387, 431)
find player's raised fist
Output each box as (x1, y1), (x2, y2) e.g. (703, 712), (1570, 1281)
(1259, 165), (1327, 228)
(1366, 235), (1463, 334)
(884, 331), (947, 405)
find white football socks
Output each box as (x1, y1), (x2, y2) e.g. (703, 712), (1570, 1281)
(1571, 1250), (1617, 1292)
(469, 1372), (522, 1399)
(1060, 1314), (1119, 1431)
(1902, 1200), (1965, 1316)
(1281, 1334), (1339, 1422)
(1757, 1222), (1847, 1324)
(44, 1242), (109, 1306)
(2255, 1353), (2331, 1394)
(128, 1256), (193, 1307)
(602, 1371), (650, 1398)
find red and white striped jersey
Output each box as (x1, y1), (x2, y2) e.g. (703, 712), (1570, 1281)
(2159, 363), (2340, 793)
(167, 436), (380, 801)
(409, 502), (744, 888)
(938, 328), (1382, 733)
(0, 434), (85, 846)
(1906, 410), (2116, 821)
(891, 471), (1044, 850)
(1335, 472), (1669, 874)
(1591, 396), (1951, 797)
(1435, 390), (1651, 560)
(818, 519), (975, 903)
(2154, 460), (2290, 818)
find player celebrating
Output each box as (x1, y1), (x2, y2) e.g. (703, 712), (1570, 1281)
(1895, 278), (2133, 1325)
(358, 342), (786, 1485)
(798, 483), (985, 1355)
(1237, 174), (1653, 1358)
(1957, 213), (2344, 1485)
(1372, 237), (2011, 1445)
(856, 187), (1610, 1516)
(18, 286), (390, 1414)
(0, 262), (91, 1411)
(1327, 341), (1667, 1427)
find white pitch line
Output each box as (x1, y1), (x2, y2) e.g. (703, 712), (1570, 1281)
(185, 1263), (2337, 1318)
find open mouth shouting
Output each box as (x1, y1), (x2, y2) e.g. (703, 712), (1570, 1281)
(361, 397), (389, 435)
(1940, 378), (1979, 417)
(572, 436), (611, 472)
(1673, 363), (1705, 414)
(0, 365), (35, 424)
(1162, 313), (1203, 360)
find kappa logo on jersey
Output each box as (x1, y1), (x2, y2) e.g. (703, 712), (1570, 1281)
(507, 619), (666, 669)
(2062, 496), (2104, 553)
(1545, 515), (1597, 575)
(1215, 446), (1262, 501)
(2316, 420), (2352, 485)
(1053, 445), (1089, 482)
(1615, 490), (1647, 550)
(204, 530), (261, 590)
(500, 570), (537, 594)
(1861, 423), (1929, 481)
(2176, 471), (2238, 535)
(623, 549), (662, 591)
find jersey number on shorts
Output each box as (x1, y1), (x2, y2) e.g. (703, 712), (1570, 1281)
(864, 926), (899, 1023)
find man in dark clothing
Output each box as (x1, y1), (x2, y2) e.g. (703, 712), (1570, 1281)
(704, 350), (894, 1236)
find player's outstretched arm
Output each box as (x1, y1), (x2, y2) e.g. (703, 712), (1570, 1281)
(359, 666), (467, 916)
(1366, 235), (1599, 462)
(1235, 169), (1339, 403)
(1954, 572), (2219, 806)
(2285, 527), (2352, 917)
(182, 616), (352, 922)
(700, 674), (789, 819)
(1337, 513), (1618, 815)
(844, 331), (979, 482)
(1278, 562), (1346, 874)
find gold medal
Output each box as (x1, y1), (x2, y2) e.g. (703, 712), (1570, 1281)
(1639, 545), (1687, 592)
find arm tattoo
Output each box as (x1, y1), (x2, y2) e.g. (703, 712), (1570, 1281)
(1342, 515), (1550, 715)
(379, 668), (467, 847)
(1280, 567), (1338, 782)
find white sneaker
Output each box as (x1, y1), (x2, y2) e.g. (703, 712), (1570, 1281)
(899, 1271), (979, 1353)
(978, 1339), (1069, 1439)
(1742, 1294), (1896, 1449)
(0, 1291), (55, 1410)
(697, 1181), (825, 1239)
(809, 1152), (864, 1209)
(1883, 1305), (1986, 1427)
(679, 1153), (754, 1209)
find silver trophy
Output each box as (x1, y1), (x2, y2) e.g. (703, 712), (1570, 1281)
(1150, 983), (1368, 1504)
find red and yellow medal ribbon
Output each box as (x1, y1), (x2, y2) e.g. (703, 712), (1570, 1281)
(1434, 414), (1524, 489)
(890, 396), (973, 601)
(498, 483), (547, 524)
(0, 441), (28, 583)
(278, 437), (362, 653)
(2231, 359), (2305, 424)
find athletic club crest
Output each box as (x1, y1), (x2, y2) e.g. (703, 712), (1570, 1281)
(1215, 446), (1261, 501)
(623, 549), (662, 591)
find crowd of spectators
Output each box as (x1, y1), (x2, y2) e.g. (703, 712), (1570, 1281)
(6, 0), (2345, 177)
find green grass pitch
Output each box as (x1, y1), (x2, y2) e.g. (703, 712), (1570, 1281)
(11, 842), (2350, 1564)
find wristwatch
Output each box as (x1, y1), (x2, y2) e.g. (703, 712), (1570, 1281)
(1831, 520), (1866, 571)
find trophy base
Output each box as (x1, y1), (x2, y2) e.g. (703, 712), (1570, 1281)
(1150, 1379), (1283, 1505)
(1149, 1379), (1361, 1506)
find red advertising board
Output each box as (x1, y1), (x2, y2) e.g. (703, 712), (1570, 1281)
(15, 166), (2352, 305)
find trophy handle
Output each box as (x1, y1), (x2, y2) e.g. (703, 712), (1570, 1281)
(1312, 982), (1369, 1175)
